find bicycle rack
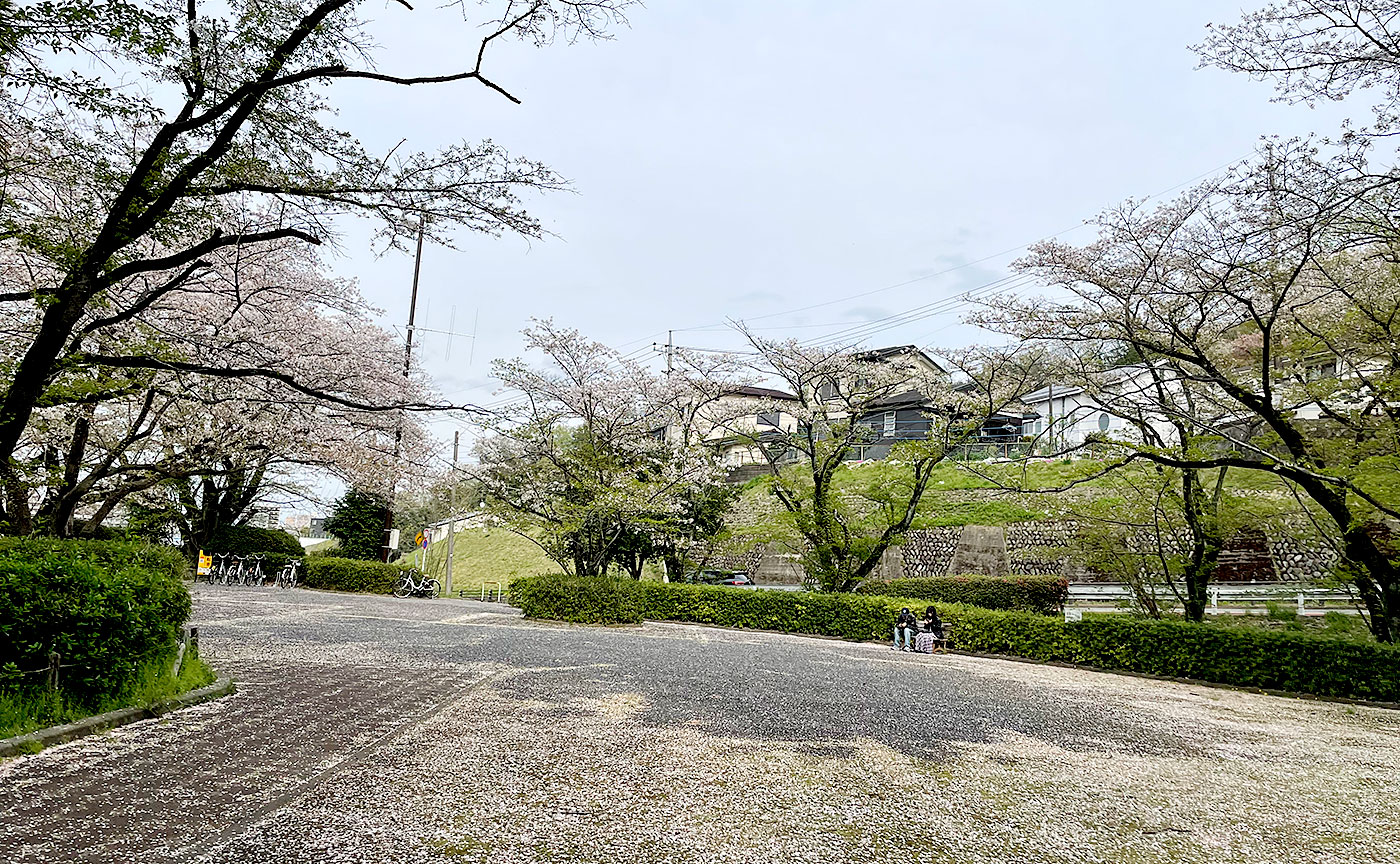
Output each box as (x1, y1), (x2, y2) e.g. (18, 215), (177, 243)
(479, 580), (502, 602)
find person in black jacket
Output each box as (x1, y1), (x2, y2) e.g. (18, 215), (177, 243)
(892, 607), (918, 651)
(915, 606), (945, 653)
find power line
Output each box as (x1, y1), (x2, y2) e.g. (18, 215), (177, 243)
(801, 275), (1035, 349)
(438, 151), (1254, 415)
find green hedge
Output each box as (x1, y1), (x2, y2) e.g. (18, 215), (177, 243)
(0, 536), (188, 582)
(302, 557), (403, 594)
(208, 524), (304, 572)
(636, 582), (901, 640)
(0, 539), (192, 702)
(509, 578), (1400, 703)
(511, 574), (642, 624)
(857, 574), (1069, 615)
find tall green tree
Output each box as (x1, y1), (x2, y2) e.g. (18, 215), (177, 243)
(323, 489), (390, 560)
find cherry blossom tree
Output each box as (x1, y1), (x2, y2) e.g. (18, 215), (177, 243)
(474, 320), (739, 577)
(983, 164), (1400, 639)
(0, 0), (634, 515)
(5, 238), (432, 540)
(961, 1), (1400, 639)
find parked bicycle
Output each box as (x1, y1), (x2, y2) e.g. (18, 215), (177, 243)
(243, 554), (266, 587)
(393, 568), (440, 599)
(201, 553), (295, 588)
(207, 554), (230, 585)
(276, 560), (300, 589)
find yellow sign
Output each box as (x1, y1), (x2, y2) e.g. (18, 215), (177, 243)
(197, 551), (212, 576)
(414, 531), (427, 548)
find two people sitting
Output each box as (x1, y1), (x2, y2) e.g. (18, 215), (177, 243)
(892, 605), (944, 653)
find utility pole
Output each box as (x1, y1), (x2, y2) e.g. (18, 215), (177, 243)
(1046, 382), (1055, 455)
(666, 329), (674, 378)
(444, 430), (458, 596)
(382, 224), (425, 563)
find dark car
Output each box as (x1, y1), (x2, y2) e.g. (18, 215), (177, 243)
(700, 570), (755, 586)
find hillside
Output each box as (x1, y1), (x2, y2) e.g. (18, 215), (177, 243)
(412, 527), (563, 594)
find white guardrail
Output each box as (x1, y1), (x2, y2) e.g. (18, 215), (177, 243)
(1067, 583), (1356, 614)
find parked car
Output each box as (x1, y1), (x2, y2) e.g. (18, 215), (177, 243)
(700, 570), (755, 587)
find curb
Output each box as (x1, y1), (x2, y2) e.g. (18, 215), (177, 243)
(0, 677), (236, 758)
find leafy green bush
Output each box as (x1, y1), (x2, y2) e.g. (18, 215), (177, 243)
(211, 525), (303, 556)
(511, 574), (642, 624)
(857, 574), (1068, 615)
(302, 557), (403, 594)
(0, 539), (191, 703)
(510, 577), (1400, 702)
(0, 536), (187, 582)
(209, 524), (304, 571)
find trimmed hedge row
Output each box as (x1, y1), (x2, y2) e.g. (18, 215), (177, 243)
(0, 536), (187, 583)
(302, 556), (403, 594)
(857, 574), (1069, 615)
(509, 577), (1400, 703)
(511, 574), (642, 624)
(0, 539), (191, 702)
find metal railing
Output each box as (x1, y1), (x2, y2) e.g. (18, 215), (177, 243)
(1067, 583), (1356, 614)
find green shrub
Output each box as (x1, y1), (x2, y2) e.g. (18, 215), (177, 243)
(209, 525), (304, 572)
(635, 582), (899, 640)
(510, 577), (1400, 702)
(0, 536), (187, 582)
(301, 556), (403, 594)
(858, 574), (1068, 615)
(0, 538), (191, 704)
(511, 574), (642, 624)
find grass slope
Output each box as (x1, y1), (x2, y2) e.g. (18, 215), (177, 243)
(413, 527), (563, 594)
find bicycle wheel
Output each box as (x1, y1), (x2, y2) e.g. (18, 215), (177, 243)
(392, 576), (411, 598)
(425, 579), (441, 597)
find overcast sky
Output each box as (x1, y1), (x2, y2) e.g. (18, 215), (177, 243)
(324, 1), (1357, 448)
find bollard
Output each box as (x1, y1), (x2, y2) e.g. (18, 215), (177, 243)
(47, 651), (61, 692)
(172, 628), (192, 678)
(189, 626), (199, 657)
(1297, 592), (1306, 615)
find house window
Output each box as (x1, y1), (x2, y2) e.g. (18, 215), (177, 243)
(757, 411), (780, 428)
(1098, 413), (1111, 432)
(1305, 358), (1338, 381)
(883, 411), (896, 437)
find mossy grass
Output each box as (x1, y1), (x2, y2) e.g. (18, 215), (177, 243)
(0, 653), (216, 740)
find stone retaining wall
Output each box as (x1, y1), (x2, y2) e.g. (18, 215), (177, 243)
(724, 485), (1338, 583)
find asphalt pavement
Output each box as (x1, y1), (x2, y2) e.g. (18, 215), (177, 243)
(1, 585), (1396, 864)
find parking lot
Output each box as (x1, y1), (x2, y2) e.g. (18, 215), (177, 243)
(1, 585), (1397, 863)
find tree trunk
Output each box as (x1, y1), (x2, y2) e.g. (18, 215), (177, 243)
(0, 279), (95, 517)
(1293, 475), (1398, 643)
(1341, 523), (1398, 643)
(1178, 468), (1224, 623)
